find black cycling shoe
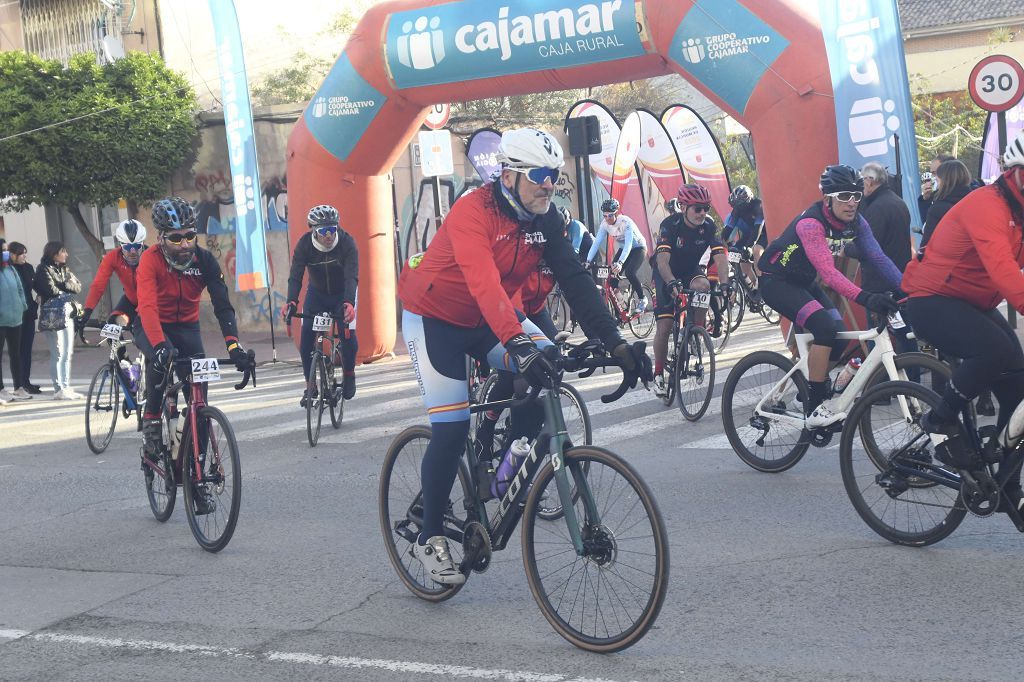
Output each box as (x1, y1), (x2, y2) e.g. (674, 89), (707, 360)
(300, 389), (319, 408)
(976, 393), (996, 417)
(922, 409), (980, 470)
(343, 374), (356, 400)
(191, 483), (215, 515)
(142, 418), (163, 462)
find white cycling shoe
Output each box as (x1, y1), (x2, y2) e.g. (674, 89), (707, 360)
(412, 535), (466, 585)
(653, 374), (668, 398)
(805, 401), (844, 429)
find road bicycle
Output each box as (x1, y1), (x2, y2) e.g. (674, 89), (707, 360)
(142, 349), (256, 552)
(658, 288), (720, 421)
(590, 263), (655, 339)
(379, 341), (668, 652)
(837, 369), (1024, 546)
(80, 320), (146, 454)
(726, 248), (780, 331)
(290, 311), (348, 447)
(721, 314), (952, 473)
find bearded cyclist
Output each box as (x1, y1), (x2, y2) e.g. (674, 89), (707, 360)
(77, 219), (147, 336)
(135, 198), (251, 480)
(584, 198), (649, 312)
(903, 131), (1024, 480)
(724, 185), (767, 300)
(283, 204), (359, 405)
(651, 183), (731, 397)
(758, 165), (902, 428)
(399, 128), (651, 585)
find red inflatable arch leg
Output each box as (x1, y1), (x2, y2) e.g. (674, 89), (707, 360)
(287, 0), (839, 361)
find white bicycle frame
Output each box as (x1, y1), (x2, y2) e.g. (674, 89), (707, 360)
(754, 326), (915, 429)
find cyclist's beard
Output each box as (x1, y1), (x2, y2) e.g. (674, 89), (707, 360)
(161, 244), (196, 271)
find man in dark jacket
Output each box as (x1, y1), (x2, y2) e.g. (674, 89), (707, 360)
(847, 162), (915, 353)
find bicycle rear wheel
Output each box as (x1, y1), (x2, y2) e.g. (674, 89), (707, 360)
(840, 381), (967, 546)
(306, 354), (325, 447)
(522, 446), (669, 652)
(728, 283), (745, 333)
(677, 326), (715, 421)
(761, 302), (781, 325)
(722, 351), (811, 472)
(329, 346), (344, 428)
(144, 451), (176, 522)
(628, 285), (655, 339)
(182, 406), (242, 552)
(379, 425), (471, 602)
(660, 327), (679, 407)
(546, 290), (571, 333)
(711, 299), (732, 352)
(86, 364), (119, 454)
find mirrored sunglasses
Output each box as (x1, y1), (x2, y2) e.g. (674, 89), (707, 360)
(314, 225), (338, 236)
(603, 212), (618, 218)
(511, 167), (561, 185)
(163, 231), (198, 244)
(120, 242), (144, 252)
(827, 191), (863, 203)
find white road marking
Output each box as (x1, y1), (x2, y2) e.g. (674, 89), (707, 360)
(0, 629), (632, 681)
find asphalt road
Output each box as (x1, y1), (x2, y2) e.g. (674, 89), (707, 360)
(2, 317), (1022, 681)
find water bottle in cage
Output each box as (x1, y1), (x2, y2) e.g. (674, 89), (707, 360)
(491, 437), (531, 498)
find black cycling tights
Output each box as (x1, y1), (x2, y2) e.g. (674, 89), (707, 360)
(906, 296), (1024, 430)
(613, 247), (647, 301)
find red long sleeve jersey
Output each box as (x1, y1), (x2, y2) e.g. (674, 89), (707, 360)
(84, 249), (138, 310)
(399, 186), (549, 344)
(904, 175), (1024, 313)
(135, 245), (238, 346)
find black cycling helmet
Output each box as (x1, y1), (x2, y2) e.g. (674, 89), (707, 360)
(152, 197), (196, 232)
(557, 205), (572, 225)
(819, 165), (864, 195)
(664, 198), (681, 214)
(307, 204), (339, 228)
(728, 185), (755, 208)
(601, 198), (620, 214)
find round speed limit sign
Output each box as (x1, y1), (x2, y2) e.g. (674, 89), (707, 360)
(968, 55), (1024, 113)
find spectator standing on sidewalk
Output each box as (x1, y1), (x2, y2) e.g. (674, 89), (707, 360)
(0, 240), (30, 404)
(33, 241), (83, 400)
(7, 242), (41, 394)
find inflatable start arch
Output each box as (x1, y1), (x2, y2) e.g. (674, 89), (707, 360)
(287, 0), (838, 361)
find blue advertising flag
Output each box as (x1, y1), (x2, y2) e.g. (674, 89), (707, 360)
(819, 0), (923, 229)
(208, 0), (269, 291)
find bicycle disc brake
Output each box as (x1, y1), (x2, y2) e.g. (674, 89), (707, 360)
(961, 469), (1000, 517)
(460, 521), (492, 574)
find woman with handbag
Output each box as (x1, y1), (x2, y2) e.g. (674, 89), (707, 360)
(33, 241), (83, 399)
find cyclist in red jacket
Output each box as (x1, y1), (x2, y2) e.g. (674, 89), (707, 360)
(77, 219), (147, 332)
(134, 197), (251, 463)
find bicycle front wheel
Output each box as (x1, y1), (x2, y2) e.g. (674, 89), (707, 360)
(306, 354), (325, 447)
(628, 285), (656, 339)
(677, 326), (715, 421)
(182, 406), (242, 552)
(729, 284), (745, 332)
(712, 299), (732, 352)
(722, 351), (811, 472)
(86, 364), (119, 454)
(546, 290), (571, 333)
(144, 451), (176, 522)
(379, 425), (472, 602)
(840, 381), (966, 546)
(522, 446), (669, 652)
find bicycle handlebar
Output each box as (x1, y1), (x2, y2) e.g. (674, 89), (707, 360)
(156, 348), (257, 393)
(78, 319), (133, 347)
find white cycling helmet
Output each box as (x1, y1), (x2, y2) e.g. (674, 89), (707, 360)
(114, 219), (147, 245)
(497, 128), (565, 169)
(1004, 130), (1024, 169)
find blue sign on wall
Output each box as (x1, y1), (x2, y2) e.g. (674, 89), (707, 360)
(305, 54), (388, 162)
(667, 0), (788, 116)
(819, 0), (923, 229)
(385, 0), (646, 89)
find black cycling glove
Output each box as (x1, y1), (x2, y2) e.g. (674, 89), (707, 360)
(505, 333), (560, 389)
(152, 342), (172, 370)
(612, 341), (654, 386)
(75, 307), (93, 334)
(855, 291), (900, 316)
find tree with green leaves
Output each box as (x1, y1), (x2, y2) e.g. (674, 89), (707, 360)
(0, 51), (198, 264)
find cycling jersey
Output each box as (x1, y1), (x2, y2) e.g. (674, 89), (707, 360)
(399, 182), (621, 350)
(286, 229), (358, 305)
(654, 214), (725, 279)
(516, 262), (555, 316)
(758, 201), (901, 301)
(135, 245), (238, 347)
(566, 219), (587, 254)
(725, 200), (765, 249)
(84, 249), (139, 311)
(903, 175), (1024, 313)
(585, 214), (645, 264)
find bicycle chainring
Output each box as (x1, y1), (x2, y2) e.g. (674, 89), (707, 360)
(961, 469), (1000, 517)
(461, 521), (492, 574)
